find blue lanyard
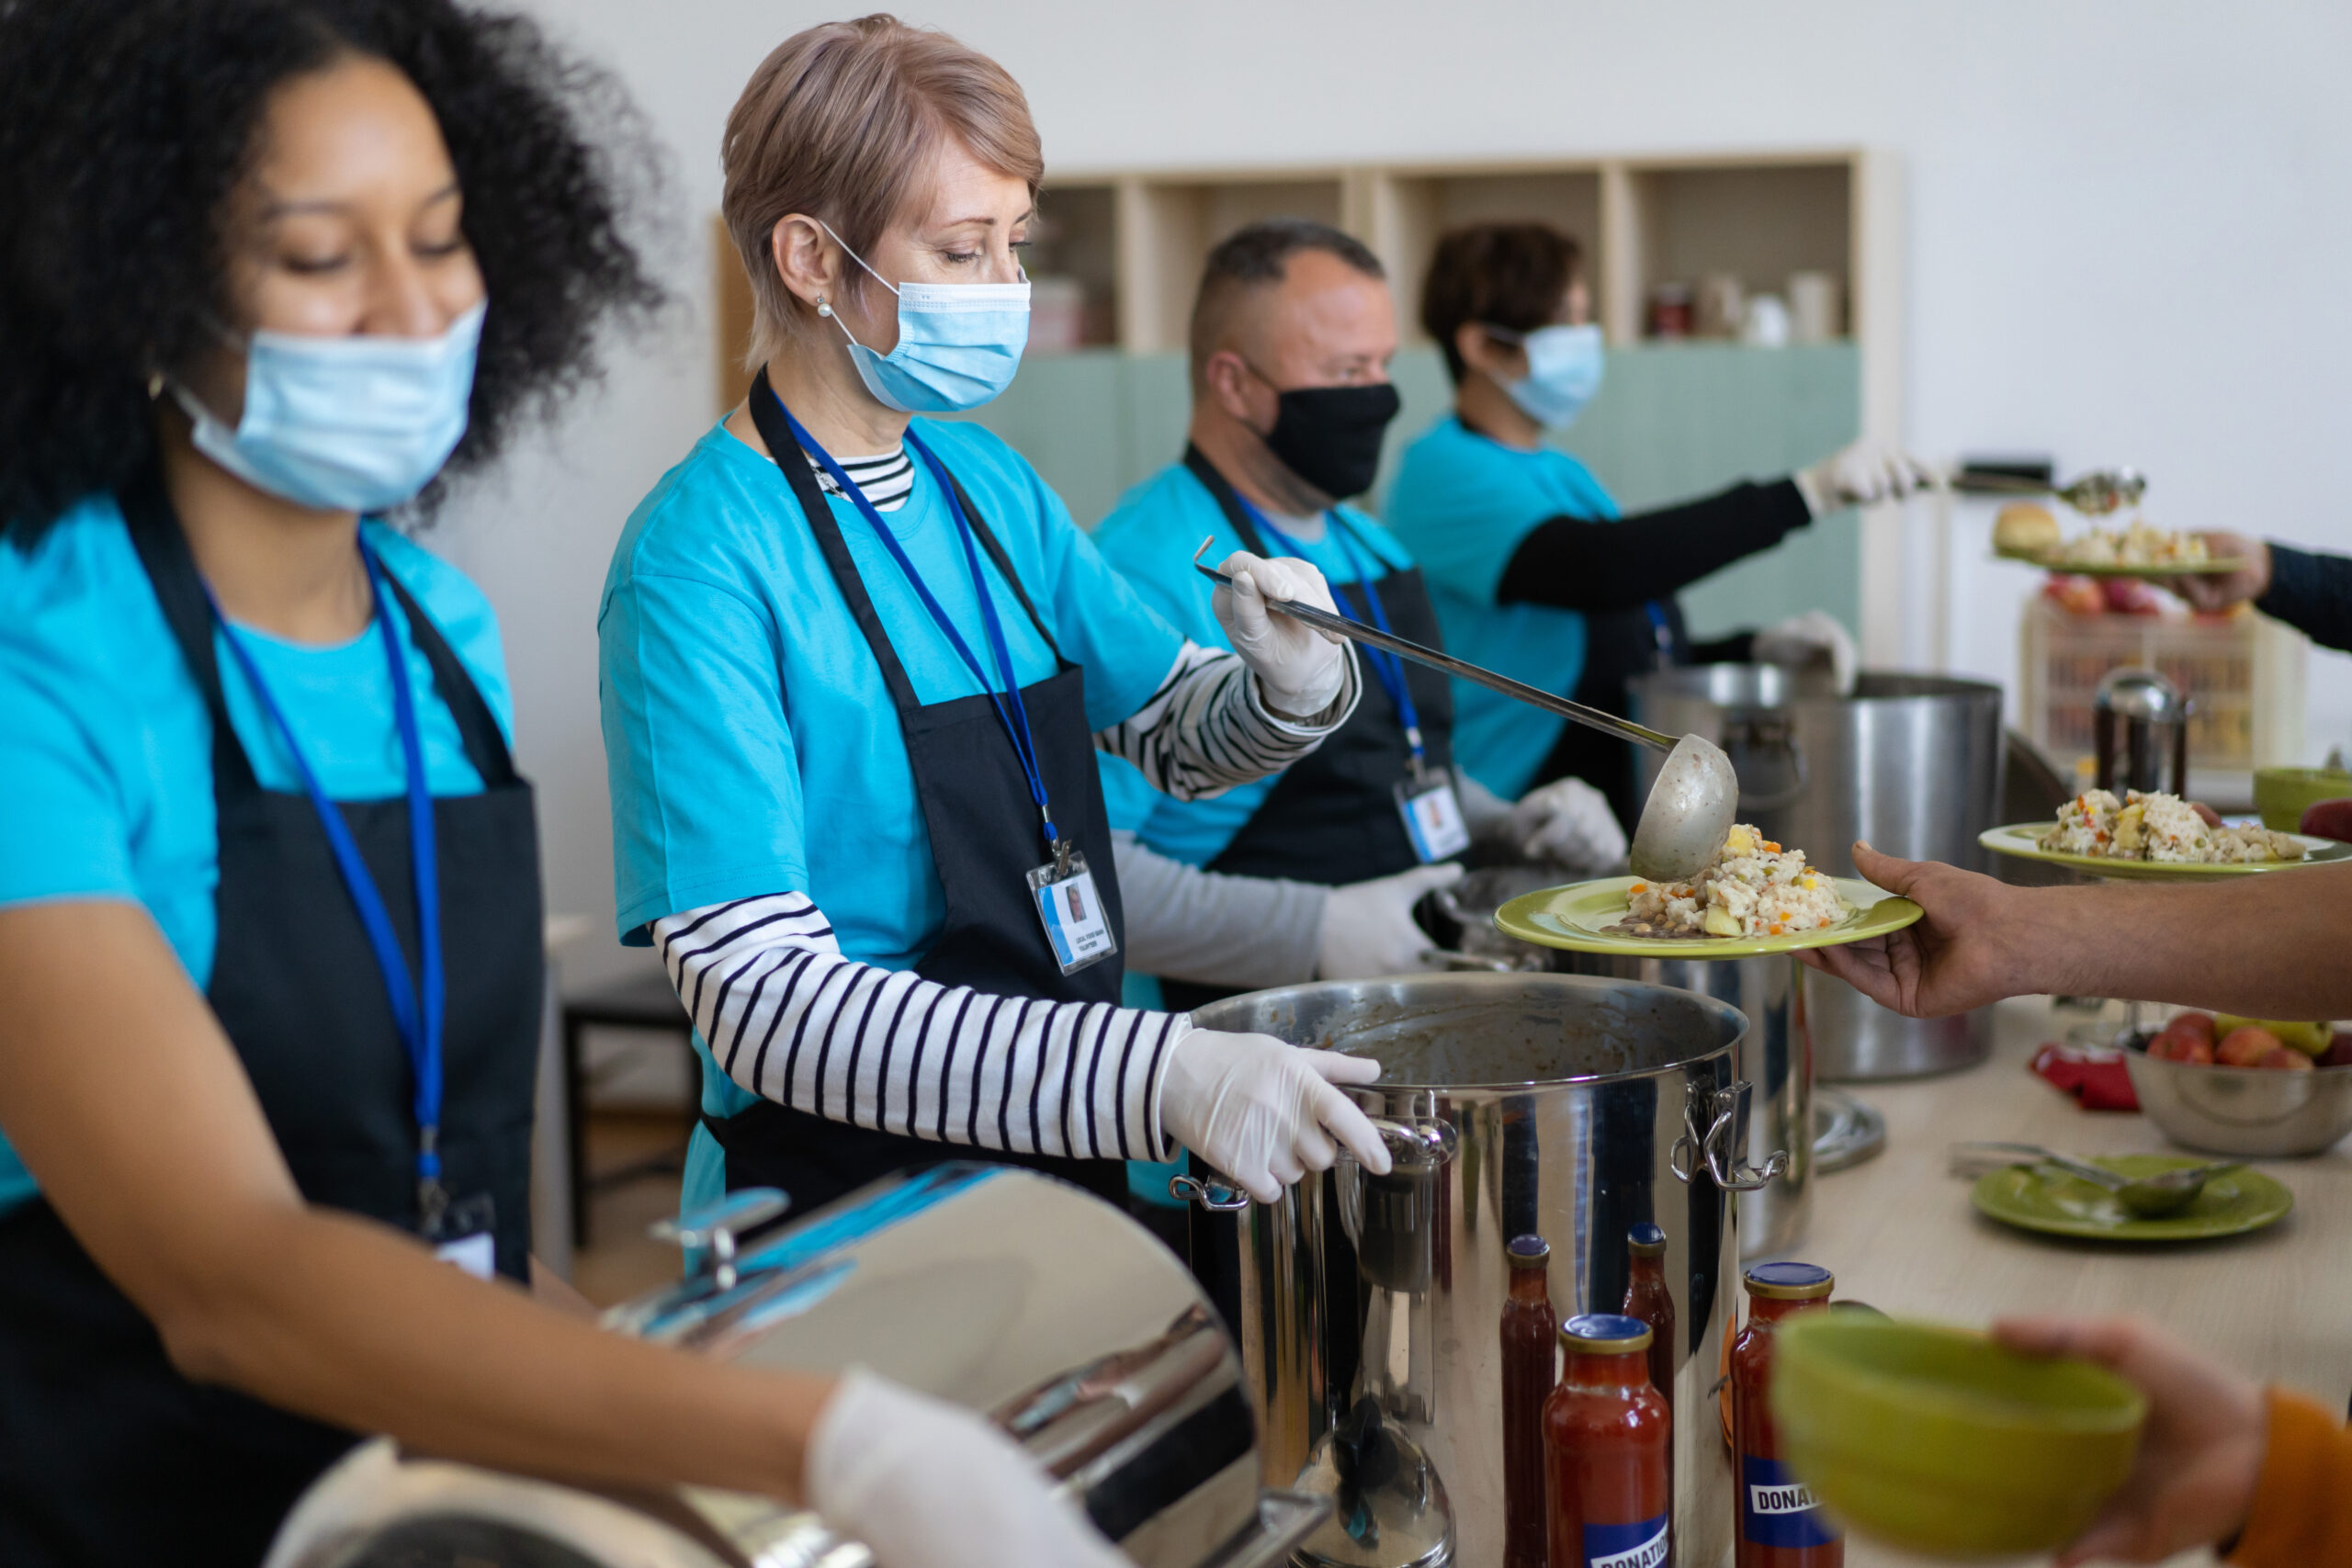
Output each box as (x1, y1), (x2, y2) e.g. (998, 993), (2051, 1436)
(208, 547), (447, 1217)
(1237, 498), (1428, 766)
(775, 397), (1060, 858)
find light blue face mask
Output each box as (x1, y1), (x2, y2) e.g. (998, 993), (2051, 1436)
(1490, 321), (1605, 430)
(818, 220), (1029, 414)
(174, 301), (485, 513)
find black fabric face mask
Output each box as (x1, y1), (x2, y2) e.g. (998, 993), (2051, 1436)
(1263, 382), (1403, 500)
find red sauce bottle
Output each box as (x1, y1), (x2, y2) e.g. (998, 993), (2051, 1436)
(1501, 1234), (1558, 1568)
(1543, 1314), (1670, 1568)
(1731, 1262), (1841, 1568)
(1621, 1223), (1676, 1404)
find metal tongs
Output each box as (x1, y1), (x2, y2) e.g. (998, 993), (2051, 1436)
(1193, 540), (1738, 881)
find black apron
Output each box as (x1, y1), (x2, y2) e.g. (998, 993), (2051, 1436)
(0, 476), (544, 1568)
(699, 373), (1128, 1215)
(1157, 448), (1456, 1013)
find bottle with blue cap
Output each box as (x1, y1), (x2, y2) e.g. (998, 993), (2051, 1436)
(1544, 1313), (1672, 1568)
(1622, 1221), (1677, 1406)
(1733, 1262), (1842, 1566)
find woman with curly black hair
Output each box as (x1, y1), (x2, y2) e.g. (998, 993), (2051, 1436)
(0, 5), (1125, 1566)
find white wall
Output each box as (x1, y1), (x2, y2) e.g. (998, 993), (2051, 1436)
(435, 0), (2352, 987)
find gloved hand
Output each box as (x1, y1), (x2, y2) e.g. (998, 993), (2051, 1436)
(1508, 777), (1628, 873)
(808, 1367), (1130, 1568)
(1317, 862), (1464, 979)
(1212, 550), (1351, 719)
(1753, 608), (1859, 694)
(1159, 1027), (1393, 1202)
(1795, 440), (1937, 514)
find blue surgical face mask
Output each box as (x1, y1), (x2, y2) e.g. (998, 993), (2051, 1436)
(1491, 321), (1604, 430)
(173, 302), (485, 513)
(817, 220), (1029, 414)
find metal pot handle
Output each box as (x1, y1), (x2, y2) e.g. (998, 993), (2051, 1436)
(1170, 1113), (1459, 1211)
(1722, 716), (1809, 811)
(1669, 1080), (1789, 1191)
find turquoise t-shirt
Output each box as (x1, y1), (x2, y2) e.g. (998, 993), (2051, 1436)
(1384, 416), (1620, 798)
(600, 416), (1187, 1212)
(1089, 459), (1412, 868)
(0, 499), (514, 1216)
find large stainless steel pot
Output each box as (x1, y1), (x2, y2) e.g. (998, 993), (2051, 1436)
(1630, 666), (2005, 1079)
(1181, 974), (1765, 1568)
(266, 1166), (1324, 1568)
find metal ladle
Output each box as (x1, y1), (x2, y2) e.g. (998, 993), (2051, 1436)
(1192, 541), (1738, 881)
(1951, 468), (2148, 517)
(1950, 1140), (2241, 1219)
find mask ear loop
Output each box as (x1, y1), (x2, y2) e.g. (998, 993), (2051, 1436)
(807, 218), (901, 357)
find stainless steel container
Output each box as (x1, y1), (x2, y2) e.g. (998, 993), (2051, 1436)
(2094, 667), (2192, 795)
(1630, 665), (2005, 1080)
(1180, 974), (1769, 1568)
(266, 1166), (1324, 1568)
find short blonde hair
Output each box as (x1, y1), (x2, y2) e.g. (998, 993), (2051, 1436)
(722, 15), (1043, 368)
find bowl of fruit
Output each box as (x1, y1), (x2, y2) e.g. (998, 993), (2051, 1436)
(2124, 1012), (2352, 1156)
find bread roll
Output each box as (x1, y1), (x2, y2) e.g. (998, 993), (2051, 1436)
(1995, 503), (2062, 558)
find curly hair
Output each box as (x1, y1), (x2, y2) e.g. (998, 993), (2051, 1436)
(0, 0), (665, 539)
(1420, 223), (1584, 383)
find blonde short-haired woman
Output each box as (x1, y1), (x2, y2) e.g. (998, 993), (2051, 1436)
(602, 17), (1392, 1233)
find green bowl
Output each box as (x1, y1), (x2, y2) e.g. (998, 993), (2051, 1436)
(1769, 1314), (2146, 1557)
(2254, 766), (2352, 833)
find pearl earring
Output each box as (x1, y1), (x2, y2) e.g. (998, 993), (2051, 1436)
(817, 298), (832, 319)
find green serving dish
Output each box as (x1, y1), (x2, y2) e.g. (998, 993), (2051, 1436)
(2254, 766), (2352, 833)
(1770, 1314), (2145, 1557)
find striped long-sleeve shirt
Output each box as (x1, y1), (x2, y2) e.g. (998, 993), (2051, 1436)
(655, 638), (1355, 1159)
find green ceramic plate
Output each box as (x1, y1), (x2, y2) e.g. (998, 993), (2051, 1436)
(1971, 1155), (2293, 1241)
(1992, 548), (2245, 577)
(1980, 823), (2350, 879)
(1493, 874), (1921, 959)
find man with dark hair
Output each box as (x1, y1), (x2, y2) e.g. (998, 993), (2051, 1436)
(1091, 218), (1628, 1017)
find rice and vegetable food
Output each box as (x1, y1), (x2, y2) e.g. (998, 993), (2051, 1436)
(2039, 789), (2305, 863)
(1611, 825), (1850, 940)
(2045, 520), (2209, 569)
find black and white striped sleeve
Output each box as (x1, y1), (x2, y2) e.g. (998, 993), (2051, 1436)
(652, 894), (1185, 1162)
(1095, 639), (1359, 801)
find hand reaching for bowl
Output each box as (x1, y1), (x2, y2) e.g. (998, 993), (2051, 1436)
(1991, 1316), (2265, 1566)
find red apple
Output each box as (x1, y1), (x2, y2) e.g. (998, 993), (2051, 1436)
(2320, 1033), (2352, 1069)
(2171, 1013), (2219, 1044)
(2218, 1026), (2283, 1067)
(2183, 1039), (2216, 1066)
(2301, 799), (2352, 844)
(2145, 1032), (2185, 1062)
(2259, 1046), (2315, 1073)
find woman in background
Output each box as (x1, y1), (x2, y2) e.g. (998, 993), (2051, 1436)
(0, 4), (1123, 1564)
(1384, 221), (1931, 822)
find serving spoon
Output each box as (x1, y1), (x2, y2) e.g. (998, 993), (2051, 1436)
(1949, 1140), (2240, 1219)
(1193, 540), (1737, 881)
(1951, 468), (2148, 517)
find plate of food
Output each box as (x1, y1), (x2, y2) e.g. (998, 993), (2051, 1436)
(1990, 504), (2240, 577)
(1981, 789), (2346, 879)
(1494, 823), (1924, 958)
(1970, 1154), (2292, 1242)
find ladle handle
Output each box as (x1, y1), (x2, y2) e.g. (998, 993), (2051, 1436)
(1193, 544), (1677, 754)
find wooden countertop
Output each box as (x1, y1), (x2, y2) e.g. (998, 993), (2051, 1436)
(1799, 995), (2352, 1567)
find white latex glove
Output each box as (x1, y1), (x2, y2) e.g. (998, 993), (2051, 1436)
(1159, 1027), (1393, 1202)
(1316, 862), (1464, 980)
(808, 1367), (1129, 1568)
(1212, 550), (1351, 718)
(1753, 608), (1859, 694)
(1795, 440), (1937, 514)
(1508, 777), (1628, 873)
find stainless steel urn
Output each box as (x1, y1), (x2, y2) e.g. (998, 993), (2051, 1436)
(265, 1166), (1324, 1568)
(1180, 974), (1762, 1568)
(1631, 665), (2005, 1080)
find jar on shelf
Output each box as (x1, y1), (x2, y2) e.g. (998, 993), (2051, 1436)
(1731, 1262), (1842, 1567)
(1543, 1313), (1670, 1568)
(1502, 1234), (1558, 1568)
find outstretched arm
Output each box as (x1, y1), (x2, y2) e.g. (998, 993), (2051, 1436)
(1801, 842), (2352, 1020)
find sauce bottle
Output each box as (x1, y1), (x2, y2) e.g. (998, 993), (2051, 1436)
(1621, 1222), (1676, 1404)
(1543, 1314), (1670, 1568)
(1501, 1234), (1558, 1568)
(1731, 1262), (1841, 1568)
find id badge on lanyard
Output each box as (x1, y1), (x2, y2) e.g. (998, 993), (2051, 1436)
(787, 405), (1120, 978)
(1396, 765), (1471, 863)
(211, 548), (496, 1281)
